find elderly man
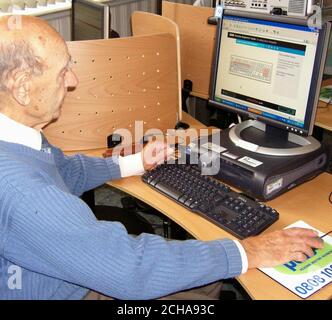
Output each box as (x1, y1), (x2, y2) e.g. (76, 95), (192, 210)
(0, 16), (323, 300)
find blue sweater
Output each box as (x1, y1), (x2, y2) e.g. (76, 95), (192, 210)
(0, 138), (242, 300)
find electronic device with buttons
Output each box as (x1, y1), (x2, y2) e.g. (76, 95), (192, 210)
(220, 0), (320, 18)
(142, 163), (279, 238)
(185, 131), (328, 201)
(203, 10), (331, 200)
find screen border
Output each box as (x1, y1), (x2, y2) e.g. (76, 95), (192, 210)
(209, 10), (330, 136)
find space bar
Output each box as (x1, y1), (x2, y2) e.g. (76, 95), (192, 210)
(154, 182), (183, 200)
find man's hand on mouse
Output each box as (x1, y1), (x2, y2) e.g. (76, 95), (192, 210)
(142, 140), (174, 171)
(240, 227), (324, 269)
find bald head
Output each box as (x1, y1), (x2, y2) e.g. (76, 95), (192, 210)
(0, 15), (64, 54)
(0, 16), (66, 93)
(0, 15), (77, 129)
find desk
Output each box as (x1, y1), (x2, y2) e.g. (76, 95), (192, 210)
(316, 106), (332, 131)
(77, 112), (332, 300)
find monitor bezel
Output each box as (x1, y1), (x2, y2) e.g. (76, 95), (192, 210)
(209, 10), (330, 137)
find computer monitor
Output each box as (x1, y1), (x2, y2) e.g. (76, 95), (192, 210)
(324, 31), (332, 75)
(209, 11), (331, 155)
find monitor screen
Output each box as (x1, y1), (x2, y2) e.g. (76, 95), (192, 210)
(210, 13), (330, 136)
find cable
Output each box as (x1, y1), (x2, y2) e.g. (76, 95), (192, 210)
(321, 231), (332, 239)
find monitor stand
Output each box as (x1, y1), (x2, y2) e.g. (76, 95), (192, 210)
(228, 120), (321, 156)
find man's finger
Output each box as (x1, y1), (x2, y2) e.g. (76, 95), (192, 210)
(284, 227), (319, 238)
(155, 148), (174, 164)
(291, 242), (314, 257)
(291, 252), (308, 263)
(150, 141), (170, 151)
(290, 235), (324, 249)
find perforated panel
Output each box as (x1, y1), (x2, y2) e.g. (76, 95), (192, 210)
(43, 33), (179, 151)
(131, 11), (182, 120)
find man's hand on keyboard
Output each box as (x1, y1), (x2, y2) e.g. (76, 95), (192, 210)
(142, 141), (174, 171)
(240, 227), (324, 269)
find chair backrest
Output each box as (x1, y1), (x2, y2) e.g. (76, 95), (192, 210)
(162, 1), (215, 99)
(43, 33), (179, 151)
(131, 11), (182, 120)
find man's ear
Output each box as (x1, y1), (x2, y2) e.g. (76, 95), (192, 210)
(11, 71), (31, 106)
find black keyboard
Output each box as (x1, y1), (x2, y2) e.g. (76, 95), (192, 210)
(142, 163), (279, 239)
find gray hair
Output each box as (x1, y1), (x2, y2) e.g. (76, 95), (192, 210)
(0, 40), (44, 92)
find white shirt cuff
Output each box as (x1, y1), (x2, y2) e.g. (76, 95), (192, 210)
(118, 152), (145, 178)
(233, 240), (248, 274)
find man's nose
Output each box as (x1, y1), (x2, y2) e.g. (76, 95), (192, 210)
(65, 69), (79, 88)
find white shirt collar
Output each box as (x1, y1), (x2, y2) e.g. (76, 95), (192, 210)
(0, 113), (42, 151)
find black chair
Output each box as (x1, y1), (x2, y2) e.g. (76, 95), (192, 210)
(81, 190), (155, 236)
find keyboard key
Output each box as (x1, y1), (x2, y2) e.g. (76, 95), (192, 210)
(154, 182), (183, 200)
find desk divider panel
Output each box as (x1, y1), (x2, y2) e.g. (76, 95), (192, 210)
(162, 1), (216, 99)
(43, 34), (179, 151)
(131, 11), (183, 120)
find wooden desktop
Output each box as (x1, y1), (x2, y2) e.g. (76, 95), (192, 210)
(77, 112), (332, 300)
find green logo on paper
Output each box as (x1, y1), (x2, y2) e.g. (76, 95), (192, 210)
(275, 242), (332, 275)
